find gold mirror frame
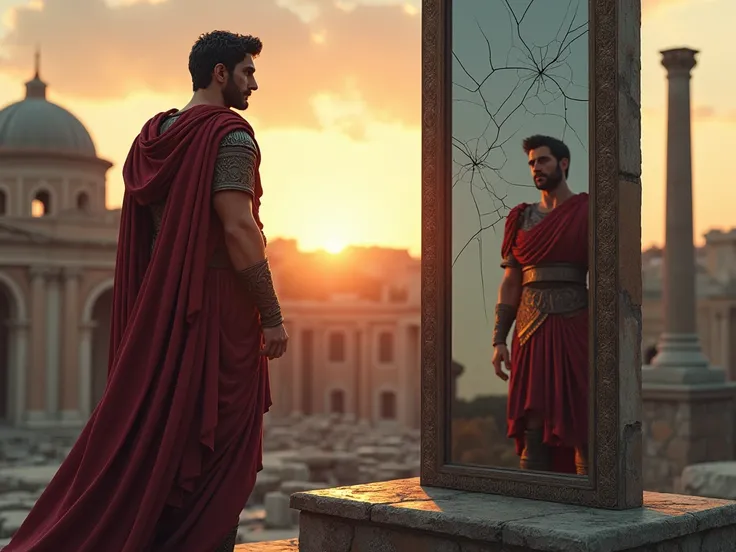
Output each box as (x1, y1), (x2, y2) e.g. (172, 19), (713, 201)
(420, 0), (644, 509)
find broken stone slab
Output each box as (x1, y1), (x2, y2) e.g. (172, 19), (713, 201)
(680, 461), (736, 500)
(290, 477), (736, 551)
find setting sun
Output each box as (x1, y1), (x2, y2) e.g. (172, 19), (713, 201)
(324, 238), (347, 255)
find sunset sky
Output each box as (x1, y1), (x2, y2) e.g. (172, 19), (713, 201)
(0, 0), (733, 258)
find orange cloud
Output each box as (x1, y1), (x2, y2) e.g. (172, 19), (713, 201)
(0, 0), (420, 131)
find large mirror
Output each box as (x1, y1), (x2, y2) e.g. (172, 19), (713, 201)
(421, 0), (644, 509)
(450, 0), (590, 476)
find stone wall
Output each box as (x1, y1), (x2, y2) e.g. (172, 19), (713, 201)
(642, 386), (736, 492)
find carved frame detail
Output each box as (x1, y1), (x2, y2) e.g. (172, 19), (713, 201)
(420, 0), (640, 509)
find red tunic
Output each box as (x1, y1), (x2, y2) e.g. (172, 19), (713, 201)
(5, 105), (271, 551)
(501, 193), (589, 473)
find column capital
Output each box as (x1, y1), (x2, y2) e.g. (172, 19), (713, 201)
(661, 48), (697, 76)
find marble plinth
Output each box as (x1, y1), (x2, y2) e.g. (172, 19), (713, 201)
(289, 478), (736, 551)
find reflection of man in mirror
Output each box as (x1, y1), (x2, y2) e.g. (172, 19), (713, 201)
(491, 135), (588, 475)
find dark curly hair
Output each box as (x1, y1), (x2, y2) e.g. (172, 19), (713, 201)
(188, 31), (263, 91)
(522, 135), (571, 178)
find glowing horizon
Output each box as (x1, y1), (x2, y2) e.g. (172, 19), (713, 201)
(0, 0), (733, 257)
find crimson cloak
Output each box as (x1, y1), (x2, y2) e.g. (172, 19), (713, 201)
(5, 105), (271, 551)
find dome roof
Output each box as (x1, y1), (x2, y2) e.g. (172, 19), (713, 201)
(0, 60), (96, 157)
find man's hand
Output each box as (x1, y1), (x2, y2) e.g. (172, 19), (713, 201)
(262, 323), (289, 360)
(492, 344), (510, 381)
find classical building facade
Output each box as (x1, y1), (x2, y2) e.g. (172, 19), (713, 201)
(0, 66), (422, 430)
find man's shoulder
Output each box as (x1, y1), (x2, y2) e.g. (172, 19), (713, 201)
(507, 202), (531, 218)
(219, 128), (256, 150)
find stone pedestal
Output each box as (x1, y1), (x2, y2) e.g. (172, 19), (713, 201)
(287, 478), (736, 551)
(642, 384), (736, 492)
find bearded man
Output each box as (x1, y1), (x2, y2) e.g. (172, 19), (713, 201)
(5, 31), (288, 552)
(491, 135), (589, 476)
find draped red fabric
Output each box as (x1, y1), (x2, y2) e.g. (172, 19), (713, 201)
(5, 105), (271, 551)
(503, 193), (588, 474)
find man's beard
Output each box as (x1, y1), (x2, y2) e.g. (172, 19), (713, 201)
(534, 165), (563, 191)
(222, 79), (248, 111)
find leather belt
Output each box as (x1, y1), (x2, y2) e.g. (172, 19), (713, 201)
(522, 263), (587, 286)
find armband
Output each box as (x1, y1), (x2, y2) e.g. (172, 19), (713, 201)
(492, 303), (516, 346)
(237, 259), (284, 328)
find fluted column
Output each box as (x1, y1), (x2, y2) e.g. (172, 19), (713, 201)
(644, 48), (722, 384)
(6, 318), (29, 425)
(45, 268), (62, 419)
(78, 321), (96, 418)
(61, 267), (82, 424)
(26, 266), (47, 424)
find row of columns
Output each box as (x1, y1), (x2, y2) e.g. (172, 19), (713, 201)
(22, 266), (101, 427)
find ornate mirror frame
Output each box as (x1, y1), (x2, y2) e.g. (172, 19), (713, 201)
(420, 0), (643, 509)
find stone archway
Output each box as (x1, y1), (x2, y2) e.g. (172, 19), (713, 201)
(80, 279), (113, 416)
(0, 272), (28, 424)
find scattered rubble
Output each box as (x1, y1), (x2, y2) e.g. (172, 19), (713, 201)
(0, 414), (419, 545)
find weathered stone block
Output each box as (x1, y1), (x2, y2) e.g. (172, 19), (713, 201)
(679, 462), (736, 500)
(290, 479), (736, 551)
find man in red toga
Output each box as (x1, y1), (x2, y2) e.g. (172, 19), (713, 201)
(5, 31), (288, 552)
(491, 135), (588, 476)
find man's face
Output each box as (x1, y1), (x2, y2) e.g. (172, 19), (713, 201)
(527, 146), (567, 191)
(221, 54), (259, 111)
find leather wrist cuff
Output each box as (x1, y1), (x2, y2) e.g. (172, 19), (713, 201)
(492, 303), (516, 346)
(237, 258), (284, 328)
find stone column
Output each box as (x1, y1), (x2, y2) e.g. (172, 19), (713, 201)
(719, 309), (732, 380)
(26, 266), (47, 424)
(290, 320), (303, 415)
(396, 322), (410, 427)
(78, 321), (96, 418)
(61, 268), (82, 424)
(358, 324), (372, 422)
(45, 268), (62, 421)
(644, 48), (721, 385)
(6, 318), (29, 425)
(642, 48), (736, 493)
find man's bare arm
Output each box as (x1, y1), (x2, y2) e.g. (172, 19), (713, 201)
(212, 191), (265, 270)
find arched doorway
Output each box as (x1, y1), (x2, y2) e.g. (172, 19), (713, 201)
(90, 289), (113, 409)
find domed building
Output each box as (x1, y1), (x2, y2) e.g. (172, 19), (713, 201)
(0, 58), (424, 433)
(0, 58), (119, 428)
